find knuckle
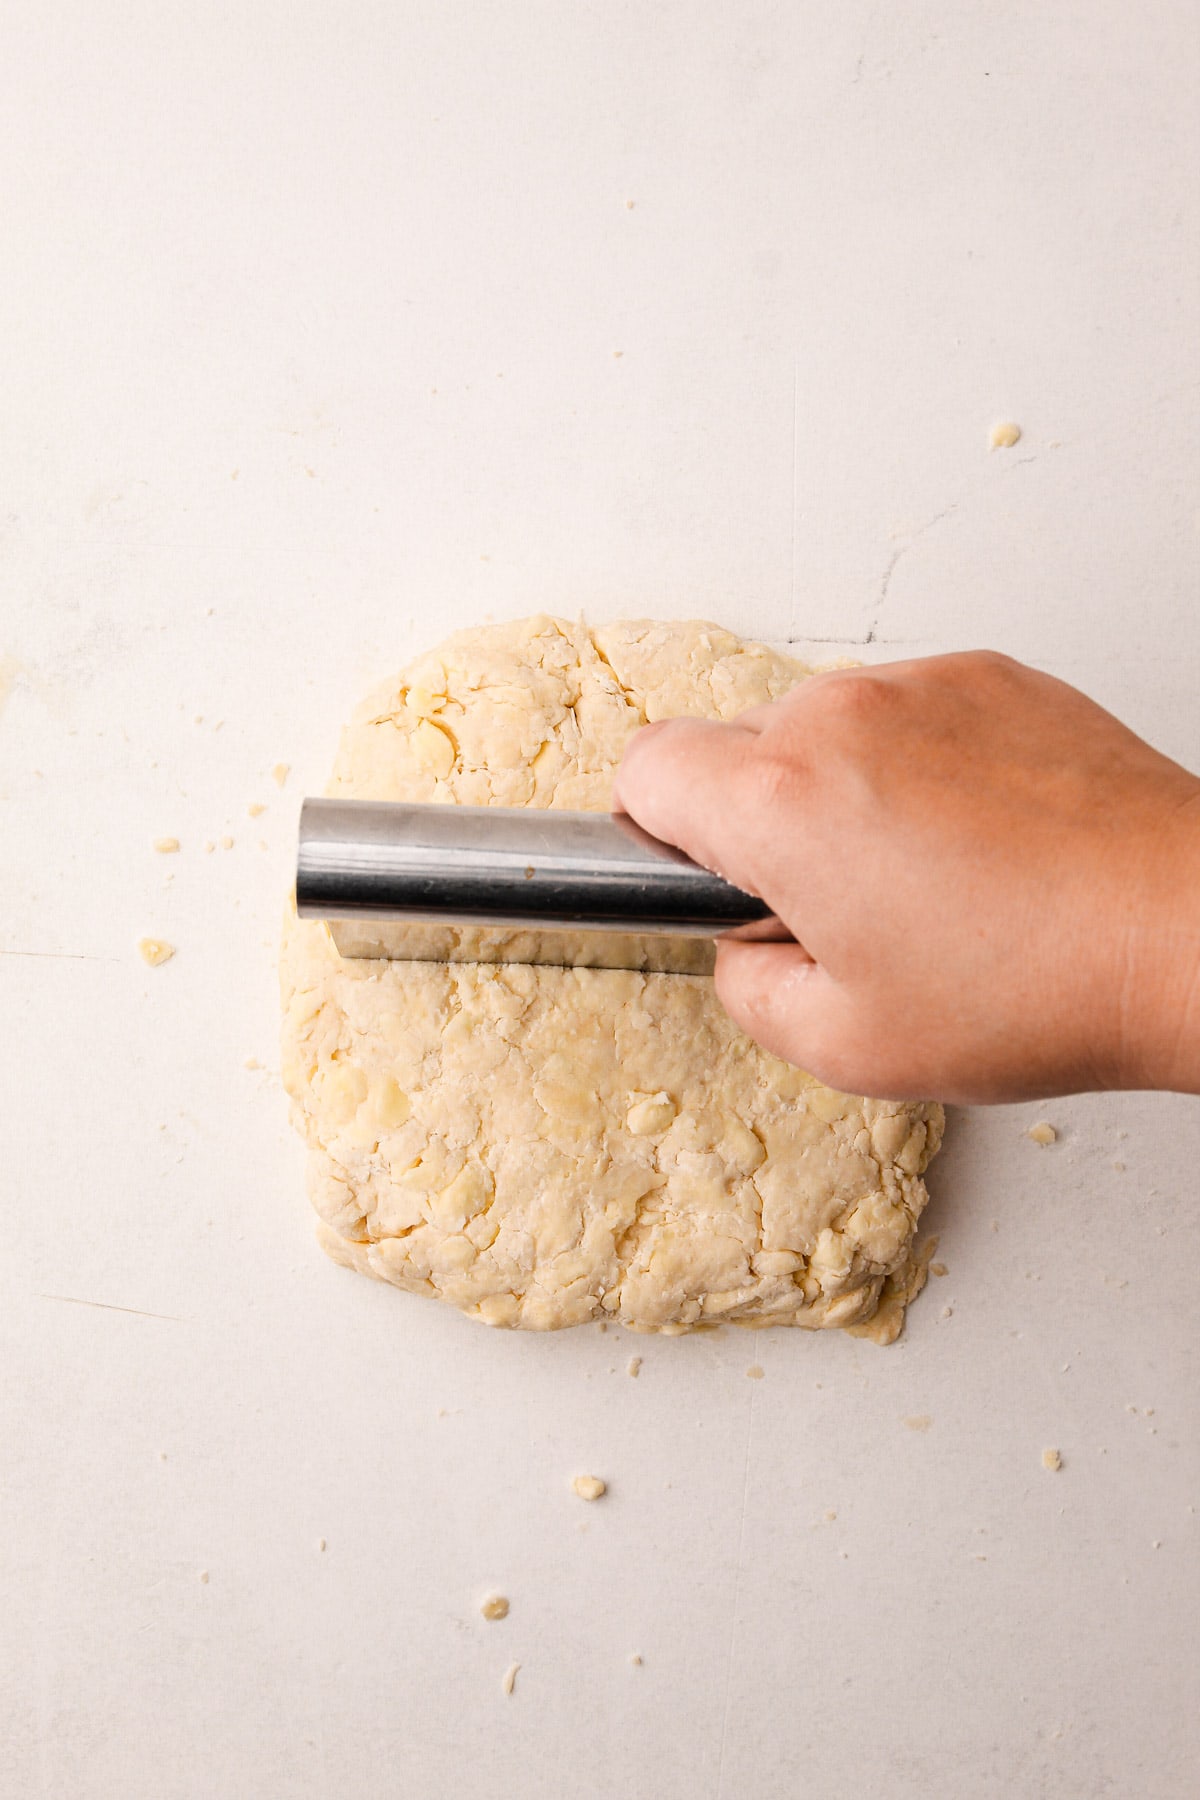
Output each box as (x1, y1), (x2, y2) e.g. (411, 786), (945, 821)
(804, 670), (895, 729)
(739, 742), (800, 811)
(960, 648), (1021, 683)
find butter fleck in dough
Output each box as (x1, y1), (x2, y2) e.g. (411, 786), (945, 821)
(281, 616), (944, 1339)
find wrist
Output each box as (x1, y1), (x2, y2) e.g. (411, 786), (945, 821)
(1113, 790), (1200, 1094)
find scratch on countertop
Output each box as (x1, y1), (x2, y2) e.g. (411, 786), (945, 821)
(1, 949), (117, 962)
(40, 1294), (186, 1323)
(885, 500), (960, 594)
(857, 447), (1045, 644)
(865, 498), (962, 642)
(850, 7), (876, 85)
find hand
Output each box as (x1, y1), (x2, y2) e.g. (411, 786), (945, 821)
(614, 651), (1200, 1104)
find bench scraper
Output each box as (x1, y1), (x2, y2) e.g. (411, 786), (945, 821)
(296, 798), (792, 974)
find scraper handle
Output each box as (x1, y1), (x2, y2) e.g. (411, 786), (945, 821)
(296, 798), (791, 941)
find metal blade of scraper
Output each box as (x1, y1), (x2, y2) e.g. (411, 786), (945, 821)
(296, 798), (792, 974)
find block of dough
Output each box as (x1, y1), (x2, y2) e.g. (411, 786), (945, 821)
(281, 615), (943, 1340)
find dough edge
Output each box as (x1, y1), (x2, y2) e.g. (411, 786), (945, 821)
(281, 613), (944, 1340)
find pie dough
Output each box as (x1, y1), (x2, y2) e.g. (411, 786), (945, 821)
(281, 615), (944, 1340)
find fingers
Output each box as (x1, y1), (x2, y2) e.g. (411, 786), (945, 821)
(722, 700), (773, 733)
(613, 717), (762, 882)
(713, 940), (837, 1071)
(715, 941), (941, 1100)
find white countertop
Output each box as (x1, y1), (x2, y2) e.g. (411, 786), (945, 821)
(2, 5), (1198, 1795)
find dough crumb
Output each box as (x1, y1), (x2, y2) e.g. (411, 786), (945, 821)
(1027, 1122), (1057, 1146)
(138, 937), (175, 966)
(573, 1475), (607, 1502)
(824, 1509), (837, 1521)
(627, 1357), (642, 1378)
(481, 1594), (509, 1621)
(629, 1652), (642, 1666)
(221, 835), (234, 850)
(990, 420), (1022, 449)
(272, 762), (290, 786)
(746, 1365), (765, 1380)
(243, 1056), (262, 1070)
(247, 802), (266, 818)
(930, 1261), (948, 1277)
(153, 836), (180, 854)
(203, 840), (215, 853)
(625, 1091), (676, 1136)
(501, 1662), (520, 1696)
(1043, 1448), (1063, 1472)
(903, 1414), (933, 1432)
(318, 1538), (327, 1552)
(198, 1570), (209, 1584)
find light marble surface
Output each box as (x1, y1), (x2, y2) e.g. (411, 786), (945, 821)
(2, 4), (1198, 1796)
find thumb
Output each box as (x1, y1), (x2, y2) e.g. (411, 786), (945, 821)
(613, 717), (761, 884)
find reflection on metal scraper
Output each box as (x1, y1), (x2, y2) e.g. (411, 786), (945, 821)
(296, 798), (792, 973)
